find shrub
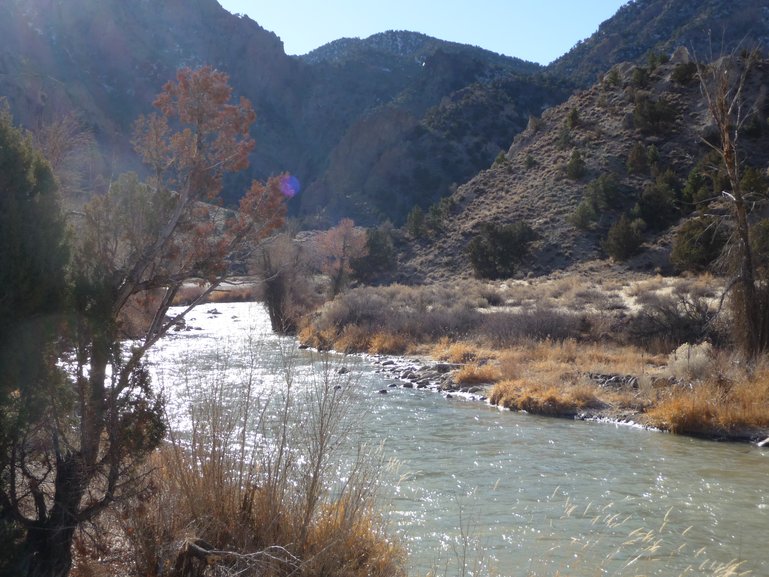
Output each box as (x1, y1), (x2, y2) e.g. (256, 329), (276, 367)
(751, 218), (769, 271)
(586, 173), (622, 210)
(603, 215), (643, 261)
(671, 61), (698, 85)
(467, 222), (536, 279)
(667, 342), (714, 382)
(566, 149), (586, 179)
(670, 216), (727, 272)
(481, 309), (584, 345)
(625, 289), (717, 352)
(351, 224), (397, 282)
(569, 199), (598, 230)
(604, 67), (621, 87)
(566, 108), (580, 129)
(633, 92), (676, 133)
(626, 141), (648, 174)
(405, 205), (425, 238)
(634, 168), (680, 230)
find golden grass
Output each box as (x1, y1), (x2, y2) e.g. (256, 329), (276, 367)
(646, 367), (769, 435)
(489, 378), (604, 416)
(333, 324), (371, 353)
(431, 339), (497, 364)
(454, 362), (501, 385)
(368, 332), (410, 355)
(115, 445), (405, 577)
(497, 339), (665, 381)
(298, 325), (337, 350)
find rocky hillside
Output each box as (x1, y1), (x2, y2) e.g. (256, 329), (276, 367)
(399, 50), (769, 282)
(548, 0), (769, 86)
(3, 0), (769, 248)
(0, 1), (559, 226)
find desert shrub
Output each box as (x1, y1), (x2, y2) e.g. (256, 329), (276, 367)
(526, 114), (543, 133)
(467, 221), (536, 280)
(667, 342), (714, 382)
(570, 199), (599, 230)
(626, 141), (648, 174)
(566, 149), (587, 179)
(481, 309), (584, 345)
(633, 92), (676, 133)
(671, 61), (698, 85)
(625, 289), (717, 352)
(670, 216), (727, 272)
(524, 153), (537, 168)
(603, 215), (644, 261)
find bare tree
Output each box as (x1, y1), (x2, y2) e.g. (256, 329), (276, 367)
(697, 48), (769, 358)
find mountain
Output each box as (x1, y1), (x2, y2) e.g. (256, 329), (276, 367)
(548, 0), (769, 86)
(0, 1), (560, 226)
(398, 50), (769, 282)
(2, 0), (769, 252)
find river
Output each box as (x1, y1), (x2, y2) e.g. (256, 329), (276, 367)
(148, 302), (768, 577)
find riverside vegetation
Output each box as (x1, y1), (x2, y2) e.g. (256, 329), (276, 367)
(4, 3), (769, 575)
(296, 272), (769, 442)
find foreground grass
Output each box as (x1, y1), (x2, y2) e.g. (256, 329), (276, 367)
(298, 273), (769, 442)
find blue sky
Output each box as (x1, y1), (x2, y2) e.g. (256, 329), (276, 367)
(217, 0), (628, 64)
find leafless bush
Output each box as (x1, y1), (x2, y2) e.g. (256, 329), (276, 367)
(481, 309), (585, 346)
(624, 289), (720, 352)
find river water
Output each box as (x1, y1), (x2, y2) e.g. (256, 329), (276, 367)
(148, 302), (768, 577)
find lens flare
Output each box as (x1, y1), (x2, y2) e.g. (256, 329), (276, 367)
(280, 174), (300, 198)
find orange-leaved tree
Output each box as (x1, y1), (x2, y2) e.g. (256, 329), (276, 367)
(4, 66), (285, 577)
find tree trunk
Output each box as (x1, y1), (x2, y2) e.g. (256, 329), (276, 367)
(23, 457), (85, 577)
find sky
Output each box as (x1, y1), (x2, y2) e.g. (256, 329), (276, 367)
(217, 0), (629, 65)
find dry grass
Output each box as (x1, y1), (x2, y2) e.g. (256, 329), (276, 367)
(108, 349), (405, 577)
(333, 324), (371, 353)
(431, 339), (496, 364)
(646, 365), (769, 436)
(368, 332), (410, 355)
(488, 340), (666, 417)
(489, 378), (604, 416)
(454, 363), (501, 385)
(497, 340), (665, 380)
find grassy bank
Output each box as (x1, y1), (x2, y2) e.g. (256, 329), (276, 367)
(297, 272), (769, 443)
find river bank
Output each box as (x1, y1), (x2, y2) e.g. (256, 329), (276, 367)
(294, 272), (769, 446)
(349, 349), (769, 445)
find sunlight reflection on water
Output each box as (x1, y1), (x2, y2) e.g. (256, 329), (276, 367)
(148, 302), (769, 577)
